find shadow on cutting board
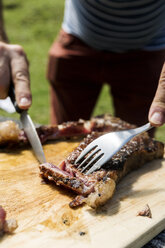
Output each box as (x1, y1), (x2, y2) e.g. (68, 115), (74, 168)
(87, 157), (165, 217)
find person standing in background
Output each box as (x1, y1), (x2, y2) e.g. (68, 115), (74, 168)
(0, 0), (165, 137)
(47, 0), (165, 134)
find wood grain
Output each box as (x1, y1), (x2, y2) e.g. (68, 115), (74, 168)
(0, 140), (165, 248)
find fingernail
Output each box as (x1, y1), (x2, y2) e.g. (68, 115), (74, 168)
(19, 97), (30, 106)
(150, 112), (163, 125)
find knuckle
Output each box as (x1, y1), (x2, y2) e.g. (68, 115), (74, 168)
(11, 45), (29, 64)
(14, 45), (24, 55)
(10, 44), (25, 56)
(14, 70), (29, 83)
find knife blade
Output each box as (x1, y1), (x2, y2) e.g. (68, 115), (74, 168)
(20, 110), (46, 163)
(9, 85), (46, 164)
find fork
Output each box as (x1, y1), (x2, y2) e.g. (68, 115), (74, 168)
(75, 122), (152, 175)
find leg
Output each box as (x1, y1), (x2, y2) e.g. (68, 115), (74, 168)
(47, 30), (102, 124)
(106, 50), (165, 136)
(49, 80), (102, 124)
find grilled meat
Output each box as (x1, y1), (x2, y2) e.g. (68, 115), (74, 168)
(0, 121), (20, 146)
(0, 115), (163, 208)
(39, 116), (164, 208)
(0, 115), (135, 147)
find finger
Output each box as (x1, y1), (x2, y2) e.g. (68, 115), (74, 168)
(9, 45), (32, 109)
(0, 47), (10, 99)
(149, 63), (165, 126)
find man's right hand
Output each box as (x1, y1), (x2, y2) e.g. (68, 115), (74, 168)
(0, 41), (32, 109)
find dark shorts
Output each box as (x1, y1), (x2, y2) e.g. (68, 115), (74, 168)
(47, 29), (165, 132)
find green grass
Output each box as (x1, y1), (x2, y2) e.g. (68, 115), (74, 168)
(1, 0), (165, 142)
(2, 0), (65, 124)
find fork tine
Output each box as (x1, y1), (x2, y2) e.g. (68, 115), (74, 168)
(75, 144), (98, 164)
(81, 151), (104, 173)
(85, 156), (105, 175)
(77, 147), (101, 169)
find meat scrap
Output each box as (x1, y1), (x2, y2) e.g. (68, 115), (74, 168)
(39, 115), (164, 209)
(0, 206), (18, 236)
(137, 204), (152, 218)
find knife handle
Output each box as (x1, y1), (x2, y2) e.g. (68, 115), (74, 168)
(8, 84), (23, 114)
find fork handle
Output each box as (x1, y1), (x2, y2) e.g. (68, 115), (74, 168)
(130, 123), (152, 136)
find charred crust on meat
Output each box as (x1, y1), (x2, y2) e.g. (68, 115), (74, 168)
(62, 219), (69, 225)
(79, 231), (86, 236)
(37, 115), (164, 208)
(103, 176), (108, 182)
(0, 115), (163, 209)
(69, 195), (86, 208)
(63, 178), (70, 184)
(69, 179), (81, 189)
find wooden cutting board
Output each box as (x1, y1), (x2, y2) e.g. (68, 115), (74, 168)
(0, 140), (165, 248)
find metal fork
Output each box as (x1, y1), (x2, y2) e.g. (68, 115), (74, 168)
(75, 123), (152, 175)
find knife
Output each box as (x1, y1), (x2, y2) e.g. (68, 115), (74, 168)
(9, 85), (46, 164)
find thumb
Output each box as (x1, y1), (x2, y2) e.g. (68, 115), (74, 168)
(149, 62), (165, 126)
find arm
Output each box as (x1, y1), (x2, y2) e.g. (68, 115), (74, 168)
(149, 62), (165, 126)
(0, 0), (31, 109)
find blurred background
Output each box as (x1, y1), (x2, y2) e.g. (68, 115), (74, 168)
(1, 0), (164, 142)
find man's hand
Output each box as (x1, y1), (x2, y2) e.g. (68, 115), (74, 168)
(149, 62), (165, 127)
(0, 42), (31, 109)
